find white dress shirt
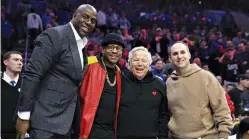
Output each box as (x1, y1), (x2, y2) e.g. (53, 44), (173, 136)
(2, 72), (19, 86)
(18, 22), (88, 120)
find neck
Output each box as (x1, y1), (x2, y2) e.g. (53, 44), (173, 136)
(5, 69), (19, 80)
(175, 63), (191, 76)
(237, 84), (245, 90)
(102, 56), (116, 69)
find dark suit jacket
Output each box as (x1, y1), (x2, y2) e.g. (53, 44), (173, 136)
(18, 23), (88, 135)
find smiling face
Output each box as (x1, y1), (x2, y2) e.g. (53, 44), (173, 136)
(130, 50), (150, 80)
(72, 5), (97, 37)
(169, 42), (191, 69)
(102, 44), (123, 65)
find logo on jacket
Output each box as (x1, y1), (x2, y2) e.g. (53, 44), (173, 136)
(152, 91), (157, 96)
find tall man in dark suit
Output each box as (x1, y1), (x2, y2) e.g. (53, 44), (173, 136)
(1, 51), (23, 139)
(15, 4), (97, 139)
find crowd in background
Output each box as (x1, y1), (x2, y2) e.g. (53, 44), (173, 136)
(1, 0), (249, 138)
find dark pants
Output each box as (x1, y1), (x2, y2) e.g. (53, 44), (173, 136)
(29, 128), (72, 139)
(1, 132), (16, 139)
(28, 28), (40, 48)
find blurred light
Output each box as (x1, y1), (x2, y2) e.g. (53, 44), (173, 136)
(154, 17), (157, 20)
(201, 17), (206, 21)
(199, 1), (201, 4)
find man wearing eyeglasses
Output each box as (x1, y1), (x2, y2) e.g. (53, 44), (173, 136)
(79, 33), (125, 138)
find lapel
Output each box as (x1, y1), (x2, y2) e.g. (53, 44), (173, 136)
(66, 24), (85, 80)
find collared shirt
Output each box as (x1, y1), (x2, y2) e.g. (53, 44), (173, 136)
(69, 22), (88, 69)
(2, 72), (19, 86)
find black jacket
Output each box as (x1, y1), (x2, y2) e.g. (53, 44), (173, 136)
(117, 71), (170, 138)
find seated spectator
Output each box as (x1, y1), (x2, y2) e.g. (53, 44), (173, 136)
(237, 116), (249, 139)
(151, 59), (166, 82)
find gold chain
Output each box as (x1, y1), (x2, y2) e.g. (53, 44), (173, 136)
(101, 57), (116, 87)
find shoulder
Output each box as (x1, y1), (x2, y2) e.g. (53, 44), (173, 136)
(88, 56), (98, 65)
(153, 75), (166, 89)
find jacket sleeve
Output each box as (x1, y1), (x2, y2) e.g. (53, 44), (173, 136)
(225, 93), (235, 114)
(18, 28), (60, 112)
(157, 85), (170, 138)
(206, 73), (233, 138)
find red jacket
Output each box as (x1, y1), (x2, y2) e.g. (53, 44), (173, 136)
(79, 56), (122, 138)
(225, 93), (235, 114)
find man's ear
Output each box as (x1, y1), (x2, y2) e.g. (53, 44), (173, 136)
(3, 60), (8, 66)
(169, 57), (172, 63)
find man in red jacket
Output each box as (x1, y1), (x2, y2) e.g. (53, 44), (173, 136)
(79, 33), (125, 138)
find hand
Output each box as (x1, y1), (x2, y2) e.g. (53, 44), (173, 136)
(16, 118), (30, 139)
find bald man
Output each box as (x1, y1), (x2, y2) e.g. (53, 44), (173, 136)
(166, 42), (233, 139)
(16, 4), (97, 139)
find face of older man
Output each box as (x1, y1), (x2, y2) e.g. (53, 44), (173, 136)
(130, 50), (150, 80)
(169, 42), (191, 69)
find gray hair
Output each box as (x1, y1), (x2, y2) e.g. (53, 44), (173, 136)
(128, 46), (152, 65)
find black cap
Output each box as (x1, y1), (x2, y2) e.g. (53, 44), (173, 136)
(237, 117), (249, 139)
(101, 33), (126, 48)
(237, 74), (249, 82)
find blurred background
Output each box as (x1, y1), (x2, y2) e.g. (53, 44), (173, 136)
(1, 0), (249, 80)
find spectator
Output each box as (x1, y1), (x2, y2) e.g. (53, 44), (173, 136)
(234, 42), (249, 74)
(106, 7), (118, 31)
(120, 29), (133, 51)
(150, 28), (169, 59)
(228, 74), (249, 117)
(27, 8), (43, 46)
(97, 7), (107, 33)
(219, 45), (239, 86)
(1, 51), (23, 139)
(151, 59), (166, 82)
(118, 12), (131, 30)
(50, 13), (59, 27)
(198, 39), (210, 65)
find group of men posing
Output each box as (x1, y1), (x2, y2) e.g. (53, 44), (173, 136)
(2, 4), (239, 139)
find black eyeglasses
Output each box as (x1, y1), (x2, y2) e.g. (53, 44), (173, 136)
(106, 45), (123, 52)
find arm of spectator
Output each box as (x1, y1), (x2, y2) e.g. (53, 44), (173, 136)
(218, 53), (226, 63)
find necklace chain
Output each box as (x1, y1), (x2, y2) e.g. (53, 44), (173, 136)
(101, 57), (116, 87)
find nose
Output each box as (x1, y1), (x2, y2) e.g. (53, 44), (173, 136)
(112, 47), (118, 53)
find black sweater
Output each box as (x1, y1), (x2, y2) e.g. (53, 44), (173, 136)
(1, 77), (21, 138)
(117, 72), (170, 138)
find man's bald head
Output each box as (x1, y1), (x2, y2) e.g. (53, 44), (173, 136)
(169, 41), (190, 56)
(75, 4), (97, 16)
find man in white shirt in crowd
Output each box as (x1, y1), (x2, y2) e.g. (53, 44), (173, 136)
(27, 7), (43, 46)
(1, 51), (23, 139)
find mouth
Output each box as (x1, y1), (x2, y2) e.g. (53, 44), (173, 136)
(135, 68), (144, 72)
(177, 60), (185, 64)
(81, 25), (90, 32)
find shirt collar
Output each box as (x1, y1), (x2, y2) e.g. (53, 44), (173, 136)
(69, 22), (82, 41)
(3, 72), (19, 85)
(69, 22), (88, 44)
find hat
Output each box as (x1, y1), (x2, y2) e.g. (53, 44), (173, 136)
(237, 117), (249, 138)
(101, 33), (126, 48)
(237, 74), (249, 82)
(156, 28), (162, 31)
